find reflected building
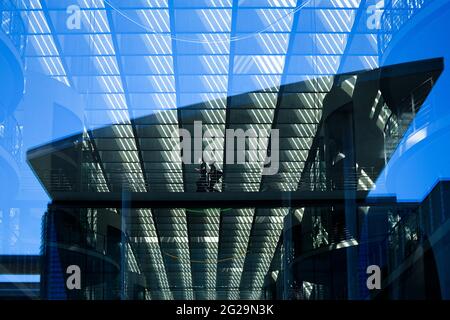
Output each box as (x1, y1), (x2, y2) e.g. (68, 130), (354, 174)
(2, 0), (450, 301)
(27, 58), (448, 300)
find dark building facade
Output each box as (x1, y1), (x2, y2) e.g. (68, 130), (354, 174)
(281, 180), (450, 300)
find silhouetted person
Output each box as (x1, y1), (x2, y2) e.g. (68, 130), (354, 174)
(196, 159), (208, 192)
(208, 163), (223, 192)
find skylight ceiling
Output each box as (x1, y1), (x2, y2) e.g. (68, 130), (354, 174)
(19, 0), (380, 300)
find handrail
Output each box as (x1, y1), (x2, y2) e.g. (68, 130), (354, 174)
(382, 77), (434, 162)
(383, 77), (433, 134)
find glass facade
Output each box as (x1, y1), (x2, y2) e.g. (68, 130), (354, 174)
(1, 0), (450, 301)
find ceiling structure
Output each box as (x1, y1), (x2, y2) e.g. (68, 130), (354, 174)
(18, 0), (385, 299)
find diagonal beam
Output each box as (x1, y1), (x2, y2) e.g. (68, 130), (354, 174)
(40, 1), (111, 191)
(104, 3), (150, 192)
(238, 0), (303, 299)
(335, 0), (368, 75)
(221, 0), (239, 190)
(103, 2), (172, 299)
(258, 0), (303, 191)
(168, 0), (186, 192)
(215, 0), (240, 300)
(39, 0), (74, 88)
(167, 0), (194, 300)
